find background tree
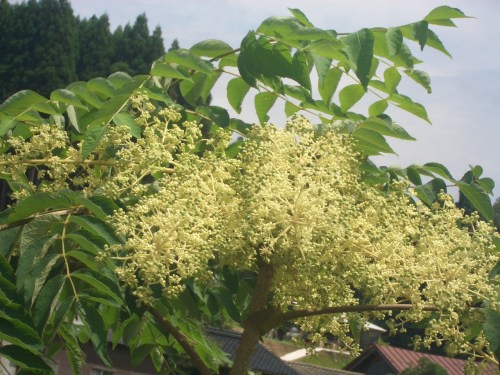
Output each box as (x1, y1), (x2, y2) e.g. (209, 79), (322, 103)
(111, 14), (165, 76)
(0, 0), (165, 102)
(76, 14), (114, 81)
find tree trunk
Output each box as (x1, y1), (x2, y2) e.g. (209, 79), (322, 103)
(229, 257), (274, 375)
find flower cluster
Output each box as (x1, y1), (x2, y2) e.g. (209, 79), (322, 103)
(0, 94), (201, 200)
(109, 115), (498, 357)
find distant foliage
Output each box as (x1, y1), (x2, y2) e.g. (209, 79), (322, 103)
(0, 0), (166, 101)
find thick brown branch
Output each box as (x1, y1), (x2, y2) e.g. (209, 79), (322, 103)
(146, 306), (213, 375)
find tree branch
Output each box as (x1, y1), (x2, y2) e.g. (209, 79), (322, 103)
(146, 306), (214, 375)
(257, 303), (440, 333)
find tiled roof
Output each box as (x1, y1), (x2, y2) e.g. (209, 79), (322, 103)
(289, 362), (362, 375)
(207, 328), (300, 375)
(345, 344), (499, 375)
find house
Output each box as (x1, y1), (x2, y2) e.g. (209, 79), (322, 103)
(343, 344), (499, 375)
(208, 328), (300, 375)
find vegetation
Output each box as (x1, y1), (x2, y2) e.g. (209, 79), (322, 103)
(0, 0), (165, 101)
(0, 5), (498, 375)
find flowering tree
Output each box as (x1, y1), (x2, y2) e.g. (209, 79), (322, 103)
(0, 6), (498, 375)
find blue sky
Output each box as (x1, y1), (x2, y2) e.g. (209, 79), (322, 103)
(12, 0), (500, 198)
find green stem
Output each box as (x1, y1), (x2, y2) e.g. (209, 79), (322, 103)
(61, 213), (79, 301)
(146, 306), (213, 375)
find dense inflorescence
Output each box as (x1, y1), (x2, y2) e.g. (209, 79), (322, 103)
(1, 96), (497, 360)
(106, 109), (498, 358)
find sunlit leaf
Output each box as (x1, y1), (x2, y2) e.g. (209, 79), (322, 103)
(227, 78), (251, 113)
(405, 69), (432, 93)
(164, 49), (214, 74)
(255, 92), (277, 123)
(457, 181), (493, 221)
(190, 39), (233, 58)
(339, 84), (365, 113)
(342, 28), (374, 89)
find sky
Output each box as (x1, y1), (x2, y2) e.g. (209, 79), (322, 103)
(11, 0), (500, 198)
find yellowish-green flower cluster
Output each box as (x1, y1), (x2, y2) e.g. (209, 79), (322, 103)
(0, 94), (201, 200)
(0, 124), (74, 199)
(109, 115), (498, 358)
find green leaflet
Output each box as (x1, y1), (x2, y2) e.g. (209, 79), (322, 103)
(163, 49), (214, 74)
(342, 28), (374, 89)
(0, 90), (48, 117)
(422, 162), (454, 180)
(456, 181), (493, 221)
(285, 101), (301, 118)
(353, 128), (395, 155)
(180, 71), (220, 106)
(113, 111), (141, 138)
(69, 215), (120, 245)
(108, 72), (134, 89)
(424, 6), (469, 23)
(0, 345), (51, 372)
(50, 89), (88, 111)
(196, 106), (230, 128)
(71, 270), (122, 305)
(339, 84), (365, 113)
(66, 82), (103, 109)
(190, 39), (233, 58)
(59, 324), (84, 375)
(77, 301), (112, 367)
(389, 93), (430, 123)
(257, 16), (333, 43)
(227, 78), (251, 113)
(383, 67), (401, 95)
(150, 63), (193, 81)
(319, 67), (342, 104)
(288, 8), (314, 27)
(131, 344), (156, 368)
(386, 27), (403, 56)
(255, 92), (278, 123)
(368, 100), (388, 117)
(66, 105), (79, 132)
(414, 179), (447, 205)
(404, 166), (423, 186)
(32, 275), (66, 332)
(0, 226), (22, 258)
(238, 31), (259, 88)
(358, 116), (415, 141)
(87, 77), (116, 98)
(405, 69), (432, 93)
(17, 215), (61, 293)
(24, 253), (63, 306)
(80, 122), (108, 159)
(0, 302), (42, 352)
(411, 21), (429, 50)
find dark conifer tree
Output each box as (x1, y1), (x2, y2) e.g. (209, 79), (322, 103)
(0, 1), (166, 102)
(76, 14), (113, 80)
(0, 0), (13, 100)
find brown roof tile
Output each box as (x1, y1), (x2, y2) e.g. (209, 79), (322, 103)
(345, 344), (499, 375)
